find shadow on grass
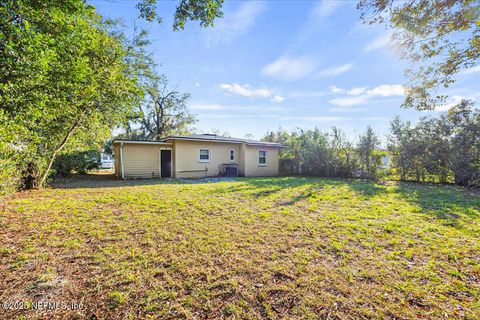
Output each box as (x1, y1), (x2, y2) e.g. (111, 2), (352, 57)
(51, 174), (182, 189)
(393, 182), (479, 228)
(209, 176), (388, 202)
(212, 177), (479, 231)
(52, 175), (479, 230)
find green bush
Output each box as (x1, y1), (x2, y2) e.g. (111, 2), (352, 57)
(373, 168), (389, 184)
(0, 111), (23, 195)
(0, 158), (21, 196)
(52, 150), (100, 176)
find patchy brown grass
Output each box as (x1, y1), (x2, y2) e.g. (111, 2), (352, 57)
(0, 176), (479, 319)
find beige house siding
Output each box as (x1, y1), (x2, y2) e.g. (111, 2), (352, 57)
(113, 144), (121, 177)
(244, 145), (279, 177)
(170, 139), (241, 178)
(238, 143), (246, 176)
(113, 139), (281, 179)
(122, 144), (161, 178)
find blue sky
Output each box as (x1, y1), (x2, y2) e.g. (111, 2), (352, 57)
(90, 0), (480, 143)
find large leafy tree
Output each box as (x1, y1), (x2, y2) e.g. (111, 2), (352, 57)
(331, 127), (357, 177)
(358, 0), (480, 110)
(0, 0), (145, 188)
(1, 0), (224, 192)
(357, 126), (380, 177)
(387, 100), (479, 186)
(124, 76), (196, 140)
(445, 100), (480, 186)
(136, 0), (224, 30)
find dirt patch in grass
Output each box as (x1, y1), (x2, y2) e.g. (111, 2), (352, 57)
(1, 177), (479, 319)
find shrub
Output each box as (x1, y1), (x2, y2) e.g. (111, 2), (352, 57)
(0, 111), (23, 195)
(0, 157), (21, 196)
(52, 150), (100, 176)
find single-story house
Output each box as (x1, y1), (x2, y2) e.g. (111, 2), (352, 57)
(112, 134), (285, 179)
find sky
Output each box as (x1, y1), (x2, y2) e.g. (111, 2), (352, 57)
(90, 0), (480, 143)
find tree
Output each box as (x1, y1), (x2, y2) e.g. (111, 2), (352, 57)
(415, 117), (451, 183)
(358, 0), (480, 110)
(387, 100), (479, 186)
(264, 128), (302, 175)
(331, 127), (357, 177)
(357, 126), (380, 178)
(0, 0), (147, 188)
(0, 0), (225, 193)
(445, 100), (480, 186)
(210, 129), (230, 137)
(264, 128), (360, 178)
(128, 76), (196, 140)
(387, 117), (414, 180)
(136, 0), (224, 30)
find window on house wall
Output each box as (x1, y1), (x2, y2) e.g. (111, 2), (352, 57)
(199, 149), (210, 162)
(258, 150), (266, 165)
(229, 149), (235, 162)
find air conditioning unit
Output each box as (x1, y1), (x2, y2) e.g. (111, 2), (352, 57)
(225, 166), (238, 177)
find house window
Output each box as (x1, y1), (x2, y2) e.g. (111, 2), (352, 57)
(229, 149), (235, 162)
(199, 148), (210, 162)
(258, 150), (266, 165)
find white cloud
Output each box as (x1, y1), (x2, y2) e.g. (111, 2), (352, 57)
(347, 87), (367, 95)
(360, 116), (388, 121)
(312, 0), (342, 19)
(190, 103), (288, 113)
(280, 116), (344, 122)
(218, 83), (285, 103)
(271, 95), (285, 103)
(288, 91), (326, 98)
(195, 83), (200, 87)
(366, 84), (404, 97)
(291, 1), (344, 50)
(262, 55), (317, 80)
(462, 65), (480, 75)
(190, 103), (225, 110)
(200, 114), (245, 119)
(220, 83), (272, 98)
(329, 107), (366, 113)
(263, 2), (345, 78)
(206, 2), (266, 45)
(436, 95), (465, 111)
(329, 84), (404, 107)
(329, 95), (369, 107)
(363, 33), (392, 53)
(316, 63), (353, 78)
(329, 85), (345, 94)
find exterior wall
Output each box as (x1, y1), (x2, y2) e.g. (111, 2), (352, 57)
(170, 140), (240, 178)
(113, 140), (280, 179)
(113, 144), (121, 177)
(244, 145), (279, 177)
(113, 143), (174, 179)
(238, 143), (246, 176)
(123, 144), (160, 178)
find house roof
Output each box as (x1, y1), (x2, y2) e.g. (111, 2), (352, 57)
(164, 134), (285, 148)
(113, 134), (285, 148)
(112, 139), (172, 145)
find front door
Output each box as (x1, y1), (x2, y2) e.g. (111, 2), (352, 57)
(160, 149), (172, 178)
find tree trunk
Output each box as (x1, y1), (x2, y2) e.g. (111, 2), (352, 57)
(38, 119), (81, 188)
(23, 162), (38, 189)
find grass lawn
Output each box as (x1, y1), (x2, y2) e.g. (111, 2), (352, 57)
(1, 177), (479, 319)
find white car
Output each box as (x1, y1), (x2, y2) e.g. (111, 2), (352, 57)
(99, 153), (114, 169)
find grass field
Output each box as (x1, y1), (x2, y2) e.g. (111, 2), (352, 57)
(1, 176), (479, 319)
